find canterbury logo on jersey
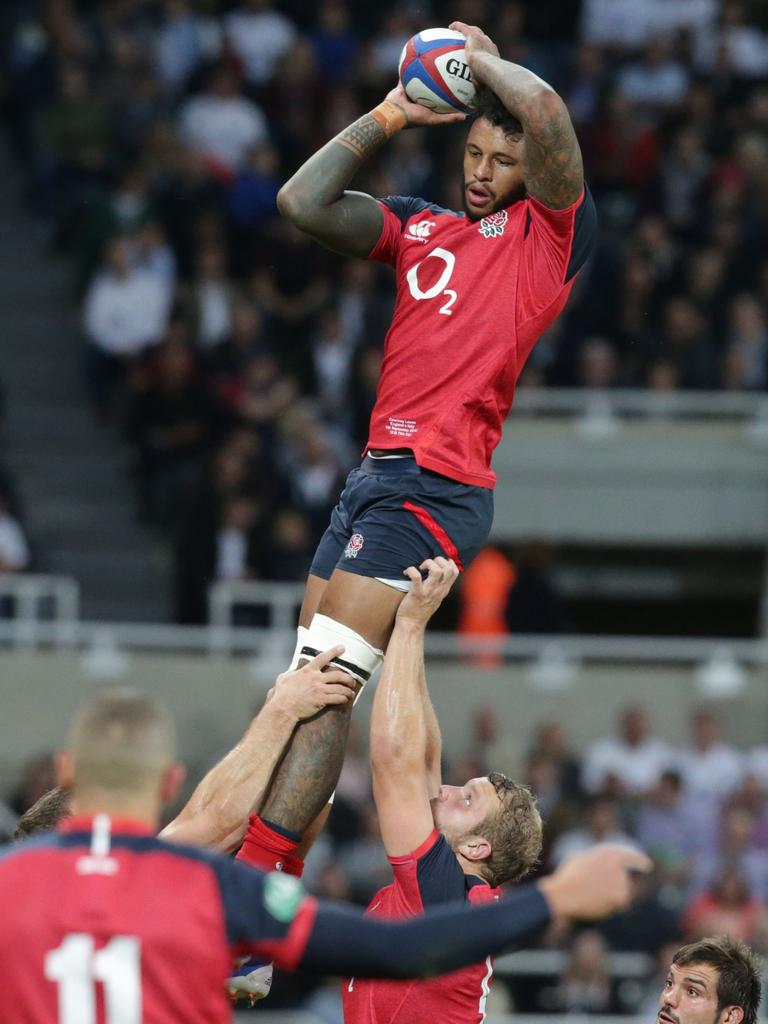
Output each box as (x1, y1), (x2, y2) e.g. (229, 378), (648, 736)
(406, 219), (436, 242)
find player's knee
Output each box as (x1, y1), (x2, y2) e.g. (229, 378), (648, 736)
(301, 614), (383, 688)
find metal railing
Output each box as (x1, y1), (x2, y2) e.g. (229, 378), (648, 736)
(208, 580), (303, 656)
(0, 574), (79, 647)
(511, 387), (768, 422)
(0, 577), (766, 697)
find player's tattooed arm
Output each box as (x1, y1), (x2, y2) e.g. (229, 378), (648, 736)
(278, 84), (464, 258)
(454, 21), (584, 210)
(277, 121), (387, 259)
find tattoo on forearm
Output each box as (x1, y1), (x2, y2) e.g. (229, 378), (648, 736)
(260, 703), (354, 834)
(473, 54), (583, 209)
(337, 114), (388, 159)
(523, 108), (584, 209)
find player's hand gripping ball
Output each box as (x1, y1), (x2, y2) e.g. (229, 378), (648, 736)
(398, 28), (476, 114)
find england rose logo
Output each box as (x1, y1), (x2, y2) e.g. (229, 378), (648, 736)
(344, 533), (364, 558)
(478, 210), (508, 238)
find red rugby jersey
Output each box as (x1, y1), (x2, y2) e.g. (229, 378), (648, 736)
(342, 829), (502, 1024)
(366, 188), (597, 487)
(0, 815), (316, 1023)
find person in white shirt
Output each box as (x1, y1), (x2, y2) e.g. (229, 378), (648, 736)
(581, 705), (672, 797)
(178, 67), (267, 177)
(550, 795), (640, 866)
(82, 237), (172, 417)
(677, 708), (744, 802)
(618, 39), (690, 109)
(224, 0), (296, 84)
(0, 494), (29, 575)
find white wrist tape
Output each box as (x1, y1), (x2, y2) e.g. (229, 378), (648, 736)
(301, 613), (383, 687)
(289, 626), (311, 671)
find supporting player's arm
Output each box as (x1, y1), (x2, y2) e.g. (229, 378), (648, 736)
(160, 649), (355, 852)
(369, 558), (458, 856)
(419, 656), (442, 797)
(277, 85), (465, 258)
(225, 844), (651, 976)
(453, 21), (583, 210)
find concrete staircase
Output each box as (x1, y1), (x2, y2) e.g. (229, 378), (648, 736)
(0, 143), (171, 622)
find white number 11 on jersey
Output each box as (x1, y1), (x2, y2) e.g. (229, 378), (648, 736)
(45, 934), (141, 1024)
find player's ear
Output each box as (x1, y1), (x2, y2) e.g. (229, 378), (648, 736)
(160, 762), (186, 804)
(457, 835), (492, 864)
(720, 1006), (744, 1024)
(55, 749), (75, 789)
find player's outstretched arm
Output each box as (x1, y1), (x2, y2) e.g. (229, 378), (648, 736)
(296, 844), (652, 978)
(452, 21), (583, 210)
(160, 648), (355, 852)
(277, 84), (464, 259)
(370, 558), (458, 856)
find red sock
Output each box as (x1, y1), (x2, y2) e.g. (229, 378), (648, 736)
(236, 815), (305, 878)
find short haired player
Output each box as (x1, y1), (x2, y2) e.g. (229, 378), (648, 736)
(345, 556), (542, 1022)
(659, 937), (762, 1024)
(243, 20), (597, 885)
(0, 688), (651, 1022)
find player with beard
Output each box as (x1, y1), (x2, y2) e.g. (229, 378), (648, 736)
(238, 20), (597, 901)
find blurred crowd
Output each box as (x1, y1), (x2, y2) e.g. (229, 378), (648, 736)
(1, 0), (768, 609)
(0, 384), (30, 586)
(6, 699), (768, 1015)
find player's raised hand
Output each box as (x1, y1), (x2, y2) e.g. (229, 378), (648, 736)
(538, 844), (652, 920)
(449, 22), (500, 65)
(271, 646), (357, 720)
(385, 82), (467, 128)
(397, 557), (460, 628)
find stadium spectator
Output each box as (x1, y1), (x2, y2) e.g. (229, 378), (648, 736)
(224, 0), (297, 85)
(581, 705), (672, 797)
(178, 67), (267, 179)
(550, 795), (638, 866)
(634, 770), (717, 871)
(189, 242), (235, 352)
(683, 866), (764, 943)
(0, 491), (30, 576)
(82, 236), (173, 417)
(127, 332), (212, 528)
(689, 805), (768, 903)
(154, 0), (209, 94)
(677, 709), (744, 801)
(549, 930), (621, 1014)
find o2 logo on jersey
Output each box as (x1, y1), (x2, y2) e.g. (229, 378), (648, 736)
(478, 210), (508, 238)
(406, 247), (457, 316)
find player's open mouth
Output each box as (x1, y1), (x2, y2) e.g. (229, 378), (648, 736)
(466, 185), (493, 207)
(659, 1012), (678, 1023)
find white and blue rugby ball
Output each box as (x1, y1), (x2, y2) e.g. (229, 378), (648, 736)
(398, 28), (476, 115)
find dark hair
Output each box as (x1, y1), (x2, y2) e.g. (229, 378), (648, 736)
(672, 936), (762, 1024)
(474, 772), (542, 887)
(14, 786), (71, 839)
(472, 86), (523, 138)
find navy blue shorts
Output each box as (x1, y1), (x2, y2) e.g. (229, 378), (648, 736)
(310, 455), (494, 583)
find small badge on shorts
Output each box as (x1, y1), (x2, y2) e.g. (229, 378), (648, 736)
(344, 533), (364, 559)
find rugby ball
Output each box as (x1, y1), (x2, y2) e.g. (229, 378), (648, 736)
(398, 28), (476, 115)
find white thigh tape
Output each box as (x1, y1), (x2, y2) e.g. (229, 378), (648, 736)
(301, 613), (383, 687)
(289, 625), (310, 671)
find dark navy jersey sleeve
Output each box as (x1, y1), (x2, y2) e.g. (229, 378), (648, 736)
(379, 195), (436, 228)
(413, 832), (469, 908)
(367, 196), (462, 264)
(565, 184), (597, 283)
